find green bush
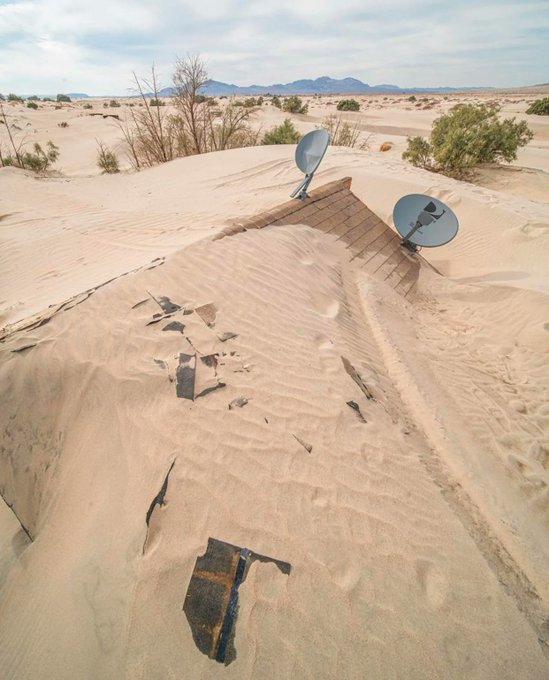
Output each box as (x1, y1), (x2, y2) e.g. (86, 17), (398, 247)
(27, 95), (40, 101)
(271, 95), (281, 109)
(56, 94), (71, 102)
(8, 93), (23, 102)
(262, 118), (301, 144)
(149, 98), (165, 106)
(96, 141), (120, 173)
(243, 97), (262, 107)
(0, 94), (4, 101)
(402, 103), (533, 177)
(282, 96), (308, 114)
(109, 99), (121, 107)
(2, 141), (60, 171)
(26, 101), (39, 109)
(407, 95), (417, 102)
(83, 103), (93, 109)
(526, 97), (549, 115)
(337, 99), (360, 112)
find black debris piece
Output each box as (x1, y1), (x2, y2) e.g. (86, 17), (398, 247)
(183, 538), (291, 665)
(346, 400), (367, 423)
(176, 353), (196, 400)
(228, 397), (248, 410)
(341, 356), (375, 400)
(293, 435), (312, 453)
(162, 321), (186, 333)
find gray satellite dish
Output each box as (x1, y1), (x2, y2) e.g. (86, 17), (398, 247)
(393, 194), (459, 252)
(291, 129), (330, 200)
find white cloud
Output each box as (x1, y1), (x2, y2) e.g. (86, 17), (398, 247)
(0, 0), (547, 94)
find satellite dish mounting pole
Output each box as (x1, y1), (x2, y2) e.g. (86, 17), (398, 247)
(290, 173), (313, 200)
(400, 220), (422, 252)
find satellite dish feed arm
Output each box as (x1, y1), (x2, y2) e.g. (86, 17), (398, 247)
(401, 220), (423, 247)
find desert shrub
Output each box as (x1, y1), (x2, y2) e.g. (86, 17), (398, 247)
(0, 94), (4, 101)
(42, 97), (53, 102)
(8, 93), (23, 102)
(1, 137), (59, 171)
(96, 141), (120, 173)
(54, 104), (63, 110)
(56, 94), (71, 102)
(243, 97), (262, 107)
(149, 98), (165, 106)
(103, 102), (109, 108)
(282, 96), (308, 114)
(407, 95), (417, 102)
(526, 98), (549, 115)
(27, 95), (40, 101)
(337, 98), (360, 112)
(109, 99), (121, 107)
(271, 95), (281, 109)
(120, 57), (259, 169)
(262, 119), (301, 144)
(26, 101), (38, 109)
(320, 115), (367, 149)
(233, 99), (244, 106)
(402, 103), (533, 177)
(83, 103), (93, 109)
(58, 121), (69, 127)
(379, 141), (392, 152)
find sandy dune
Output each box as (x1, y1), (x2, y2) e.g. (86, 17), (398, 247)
(1, 96), (549, 678)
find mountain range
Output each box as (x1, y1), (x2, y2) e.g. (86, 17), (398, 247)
(156, 76), (489, 97)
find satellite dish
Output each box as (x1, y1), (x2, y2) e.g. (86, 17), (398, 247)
(393, 194), (459, 252)
(291, 129), (330, 200)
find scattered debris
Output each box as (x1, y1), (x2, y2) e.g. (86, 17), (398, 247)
(183, 538), (291, 665)
(195, 303), (217, 327)
(341, 356), (375, 400)
(346, 400), (367, 423)
(153, 358), (168, 370)
(176, 353), (196, 400)
(143, 460), (176, 552)
(217, 331), (238, 342)
(293, 434), (313, 453)
(229, 397), (248, 410)
(175, 353), (225, 400)
(146, 313), (174, 326)
(146, 291), (181, 314)
(131, 298), (149, 309)
(11, 343), (37, 353)
(162, 321), (185, 333)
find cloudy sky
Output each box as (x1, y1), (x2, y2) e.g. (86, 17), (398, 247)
(1, 0), (548, 95)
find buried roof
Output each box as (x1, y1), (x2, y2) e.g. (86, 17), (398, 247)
(214, 177), (434, 298)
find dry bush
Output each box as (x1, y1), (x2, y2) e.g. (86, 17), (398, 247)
(379, 141), (392, 152)
(320, 115), (368, 149)
(120, 56), (259, 169)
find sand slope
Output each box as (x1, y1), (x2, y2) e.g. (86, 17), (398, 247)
(1, 145), (548, 678)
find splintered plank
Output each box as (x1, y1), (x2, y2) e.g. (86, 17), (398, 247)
(176, 353), (196, 400)
(183, 538), (291, 665)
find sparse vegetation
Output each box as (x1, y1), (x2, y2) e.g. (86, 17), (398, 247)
(402, 103), (533, 177)
(149, 98), (165, 106)
(282, 96), (308, 114)
(58, 121), (69, 128)
(337, 99), (360, 112)
(96, 141), (120, 173)
(0, 100), (60, 171)
(83, 103), (93, 109)
(27, 95), (40, 101)
(320, 115), (367, 149)
(119, 56), (259, 169)
(26, 101), (38, 110)
(109, 99), (121, 107)
(262, 118), (301, 144)
(526, 97), (549, 115)
(407, 95), (417, 102)
(271, 95), (281, 109)
(56, 94), (71, 102)
(8, 93), (23, 103)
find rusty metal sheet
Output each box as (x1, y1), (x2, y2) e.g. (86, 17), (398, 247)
(183, 538), (291, 665)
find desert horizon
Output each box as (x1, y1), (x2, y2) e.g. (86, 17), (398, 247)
(1, 2), (549, 678)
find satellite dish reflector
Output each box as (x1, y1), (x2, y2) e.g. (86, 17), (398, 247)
(291, 129), (330, 200)
(393, 193), (459, 252)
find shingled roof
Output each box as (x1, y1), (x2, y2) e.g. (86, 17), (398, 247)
(214, 177), (423, 297)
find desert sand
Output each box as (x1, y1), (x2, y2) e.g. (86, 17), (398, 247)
(1, 93), (548, 678)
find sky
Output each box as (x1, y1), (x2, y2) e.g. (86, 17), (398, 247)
(1, 0), (548, 95)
